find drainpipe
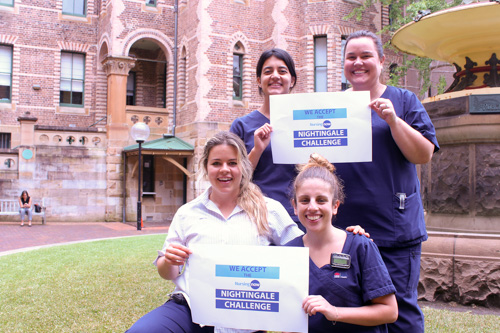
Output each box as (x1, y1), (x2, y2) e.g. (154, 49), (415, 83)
(122, 151), (127, 223)
(167, 0), (178, 138)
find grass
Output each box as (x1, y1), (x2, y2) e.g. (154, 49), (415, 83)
(0, 235), (171, 332)
(1, 235), (498, 332)
(422, 306), (499, 332)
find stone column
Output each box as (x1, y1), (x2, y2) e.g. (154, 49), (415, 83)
(16, 112), (38, 182)
(101, 56), (135, 221)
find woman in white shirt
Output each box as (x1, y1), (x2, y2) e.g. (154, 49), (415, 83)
(126, 131), (303, 333)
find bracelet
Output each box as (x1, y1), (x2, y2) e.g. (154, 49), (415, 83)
(332, 306), (339, 325)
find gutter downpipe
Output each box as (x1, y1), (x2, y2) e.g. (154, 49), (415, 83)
(167, 0), (178, 138)
(122, 151), (127, 223)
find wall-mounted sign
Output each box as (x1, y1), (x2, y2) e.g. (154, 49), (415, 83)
(22, 149), (33, 160)
(469, 95), (500, 114)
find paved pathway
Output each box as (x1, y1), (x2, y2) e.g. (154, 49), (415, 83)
(0, 222), (169, 255)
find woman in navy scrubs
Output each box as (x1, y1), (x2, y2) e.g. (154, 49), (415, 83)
(230, 48), (302, 229)
(287, 153), (398, 332)
(334, 30), (440, 333)
(231, 48), (368, 236)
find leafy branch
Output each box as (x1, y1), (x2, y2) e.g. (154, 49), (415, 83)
(345, 0), (463, 97)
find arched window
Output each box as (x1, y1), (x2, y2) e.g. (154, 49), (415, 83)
(232, 42), (244, 100)
(179, 46), (187, 107)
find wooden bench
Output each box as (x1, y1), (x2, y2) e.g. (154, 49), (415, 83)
(0, 198), (46, 224)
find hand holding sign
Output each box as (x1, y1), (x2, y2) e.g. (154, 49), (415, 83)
(254, 123), (273, 153)
(188, 244), (309, 333)
(270, 91), (372, 164)
(164, 243), (191, 266)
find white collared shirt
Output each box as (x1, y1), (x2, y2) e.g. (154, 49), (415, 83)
(156, 187), (303, 333)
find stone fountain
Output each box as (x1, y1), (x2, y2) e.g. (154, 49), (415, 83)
(391, 1), (500, 307)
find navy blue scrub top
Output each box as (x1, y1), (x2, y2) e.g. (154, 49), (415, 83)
(335, 86), (440, 247)
(230, 110), (298, 221)
(286, 232), (396, 332)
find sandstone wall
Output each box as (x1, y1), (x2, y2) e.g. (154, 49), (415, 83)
(419, 232), (500, 308)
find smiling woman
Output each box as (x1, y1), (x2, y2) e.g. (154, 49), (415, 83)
(125, 131), (302, 333)
(230, 48), (302, 230)
(335, 30), (440, 333)
(286, 153), (398, 332)
(205, 143), (242, 217)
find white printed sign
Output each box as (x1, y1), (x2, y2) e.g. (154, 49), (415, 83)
(270, 91), (372, 164)
(189, 244), (309, 333)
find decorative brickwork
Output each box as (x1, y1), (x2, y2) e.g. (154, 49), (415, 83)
(1, 0), (381, 223)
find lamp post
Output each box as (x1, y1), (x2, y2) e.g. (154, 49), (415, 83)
(130, 122), (150, 230)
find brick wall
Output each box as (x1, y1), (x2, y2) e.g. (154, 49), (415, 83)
(0, 0), (383, 222)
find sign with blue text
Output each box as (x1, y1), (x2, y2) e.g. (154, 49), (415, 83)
(270, 91), (372, 164)
(189, 244), (309, 333)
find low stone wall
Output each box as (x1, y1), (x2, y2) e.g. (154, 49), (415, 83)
(419, 232), (500, 308)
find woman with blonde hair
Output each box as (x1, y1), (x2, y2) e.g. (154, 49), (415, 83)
(126, 131), (302, 333)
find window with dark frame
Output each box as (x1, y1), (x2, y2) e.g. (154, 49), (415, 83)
(0, 44), (12, 103)
(142, 155), (155, 195)
(62, 0), (86, 16)
(180, 49), (187, 106)
(161, 63), (166, 108)
(0, 132), (11, 149)
(314, 36), (328, 92)
(145, 0), (157, 6)
(0, 0), (14, 7)
(341, 36), (351, 91)
(233, 53), (243, 100)
(60, 52), (85, 106)
(126, 72), (136, 106)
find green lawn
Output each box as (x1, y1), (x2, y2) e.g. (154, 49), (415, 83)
(0, 235), (498, 332)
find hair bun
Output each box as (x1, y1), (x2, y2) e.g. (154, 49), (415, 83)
(309, 153), (335, 173)
(297, 153), (335, 173)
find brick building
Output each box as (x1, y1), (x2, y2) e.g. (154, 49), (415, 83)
(0, 0), (387, 222)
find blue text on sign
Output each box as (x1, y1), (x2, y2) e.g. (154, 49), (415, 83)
(294, 129), (347, 138)
(294, 138), (348, 148)
(293, 108), (347, 120)
(215, 299), (279, 312)
(216, 289), (279, 301)
(216, 265), (280, 279)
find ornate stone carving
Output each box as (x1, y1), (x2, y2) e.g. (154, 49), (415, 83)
(429, 147), (470, 215)
(475, 144), (500, 216)
(101, 56), (136, 76)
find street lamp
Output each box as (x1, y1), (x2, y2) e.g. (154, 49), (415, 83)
(130, 122), (150, 230)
